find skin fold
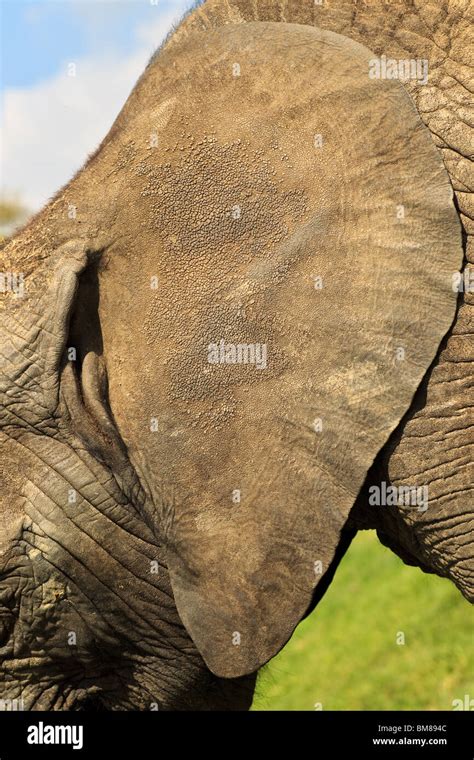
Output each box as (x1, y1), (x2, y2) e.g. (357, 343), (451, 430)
(0, 0), (472, 709)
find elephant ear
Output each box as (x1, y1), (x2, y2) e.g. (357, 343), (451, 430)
(148, 23), (463, 678)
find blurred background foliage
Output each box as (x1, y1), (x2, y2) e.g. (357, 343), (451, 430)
(252, 531), (473, 710)
(0, 196), (31, 240)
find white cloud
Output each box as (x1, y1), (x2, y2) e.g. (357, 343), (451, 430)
(0, 7), (187, 214)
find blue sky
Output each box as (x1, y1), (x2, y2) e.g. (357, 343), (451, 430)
(0, 0), (192, 211)
(1, 0), (180, 89)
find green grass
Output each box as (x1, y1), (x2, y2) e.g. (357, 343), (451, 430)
(252, 531), (473, 711)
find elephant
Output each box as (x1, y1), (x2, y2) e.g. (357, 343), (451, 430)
(0, 0), (472, 710)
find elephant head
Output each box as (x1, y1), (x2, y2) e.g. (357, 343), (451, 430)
(0, 0), (471, 709)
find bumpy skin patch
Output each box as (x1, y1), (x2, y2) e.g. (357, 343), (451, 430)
(140, 138), (308, 259)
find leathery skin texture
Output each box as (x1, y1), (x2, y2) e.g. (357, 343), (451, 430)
(0, 1), (471, 709)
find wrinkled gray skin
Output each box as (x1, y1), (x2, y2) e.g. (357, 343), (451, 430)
(0, 0), (472, 710)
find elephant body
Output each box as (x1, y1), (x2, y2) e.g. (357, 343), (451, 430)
(0, 0), (472, 709)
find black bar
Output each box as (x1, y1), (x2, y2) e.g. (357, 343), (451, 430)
(0, 711), (472, 757)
